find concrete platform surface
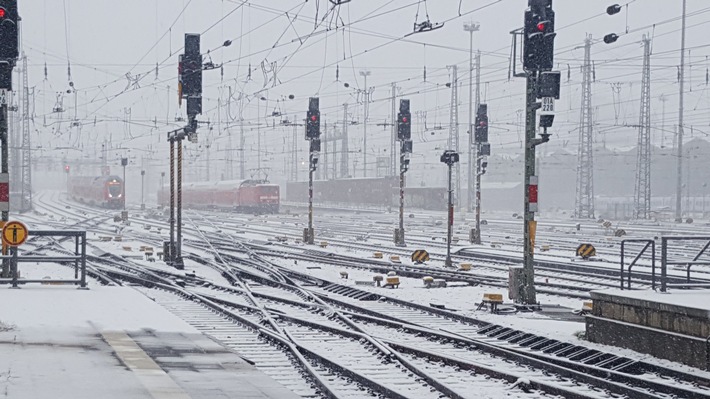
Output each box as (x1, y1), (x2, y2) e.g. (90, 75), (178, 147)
(591, 288), (710, 318)
(0, 285), (300, 399)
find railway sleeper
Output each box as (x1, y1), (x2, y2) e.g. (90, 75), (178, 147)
(609, 359), (640, 373)
(486, 326), (514, 338)
(579, 351), (609, 365)
(476, 324), (504, 335)
(508, 332), (536, 344)
(516, 334), (547, 347)
(553, 344), (587, 358)
(495, 329), (521, 341)
(540, 341), (569, 354)
(528, 338), (554, 350)
(567, 348), (597, 361)
(504, 331), (530, 343)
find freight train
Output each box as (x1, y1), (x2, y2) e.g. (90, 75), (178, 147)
(286, 177), (447, 211)
(68, 175), (125, 209)
(158, 179), (280, 214)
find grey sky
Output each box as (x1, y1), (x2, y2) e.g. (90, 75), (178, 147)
(18, 0), (710, 185)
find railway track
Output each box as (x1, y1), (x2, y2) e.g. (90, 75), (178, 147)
(30, 191), (710, 398)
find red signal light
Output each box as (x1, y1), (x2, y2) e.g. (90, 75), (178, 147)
(537, 22), (545, 31)
(402, 117), (408, 123)
(0, 9), (6, 18)
(310, 115), (317, 122)
(64, 165), (70, 172)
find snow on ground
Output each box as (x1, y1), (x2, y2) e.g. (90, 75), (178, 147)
(268, 255), (587, 339)
(0, 281), (197, 334)
(273, 255), (710, 377)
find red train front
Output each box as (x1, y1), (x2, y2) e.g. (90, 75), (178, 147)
(68, 175), (125, 209)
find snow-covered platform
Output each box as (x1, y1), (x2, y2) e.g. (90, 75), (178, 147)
(0, 285), (300, 399)
(586, 288), (710, 370)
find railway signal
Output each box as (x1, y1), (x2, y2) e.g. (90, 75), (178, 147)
(0, 0), (18, 62)
(523, 0), (555, 72)
(177, 34), (202, 144)
(397, 99), (411, 140)
(395, 99), (412, 247)
(515, 0), (561, 305)
(306, 97), (320, 139)
(304, 97), (320, 244)
(167, 34), (211, 269)
(474, 104), (488, 143)
(471, 103), (489, 245)
(441, 150), (459, 267)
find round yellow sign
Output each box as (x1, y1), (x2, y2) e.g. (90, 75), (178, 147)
(2, 221), (28, 247)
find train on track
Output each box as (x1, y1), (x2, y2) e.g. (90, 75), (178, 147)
(286, 177), (447, 211)
(158, 179), (280, 214)
(68, 175), (125, 209)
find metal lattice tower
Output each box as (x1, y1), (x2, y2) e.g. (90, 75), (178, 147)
(341, 103), (349, 178)
(9, 89), (20, 195)
(239, 105), (245, 180)
(574, 35), (595, 219)
(19, 54), (32, 212)
(634, 35), (652, 219)
(447, 65), (460, 205)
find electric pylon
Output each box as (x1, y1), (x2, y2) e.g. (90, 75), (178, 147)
(341, 103), (349, 178)
(574, 35), (594, 219)
(633, 35), (652, 219)
(19, 54), (31, 212)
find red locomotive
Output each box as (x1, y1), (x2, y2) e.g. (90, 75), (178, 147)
(158, 179), (279, 214)
(68, 175), (125, 209)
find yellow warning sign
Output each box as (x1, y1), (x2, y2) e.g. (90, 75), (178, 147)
(529, 220), (537, 254)
(576, 243), (596, 259)
(411, 249), (430, 264)
(2, 221), (28, 247)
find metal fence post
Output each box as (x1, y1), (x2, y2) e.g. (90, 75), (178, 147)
(74, 234), (79, 279)
(80, 232), (87, 289)
(651, 240), (656, 290)
(11, 247), (18, 288)
(661, 237), (667, 292)
(620, 241), (626, 290)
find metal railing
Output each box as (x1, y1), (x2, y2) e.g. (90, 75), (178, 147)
(620, 239), (655, 290)
(661, 236), (710, 292)
(0, 230), (87, 288)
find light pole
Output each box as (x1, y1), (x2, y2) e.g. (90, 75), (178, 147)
(441, 150), (459, 267)
(360, 70), (371, 177)
(140, 170), (145, 210)
(675, 0), (687, 222)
